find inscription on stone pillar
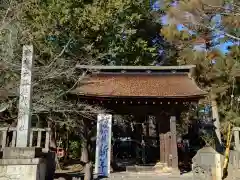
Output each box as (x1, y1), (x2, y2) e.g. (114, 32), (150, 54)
(233, 128), (240, 151)
(16, 45), (33, 147)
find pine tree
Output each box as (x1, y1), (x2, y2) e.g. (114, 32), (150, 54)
(160, 0), (240, 143)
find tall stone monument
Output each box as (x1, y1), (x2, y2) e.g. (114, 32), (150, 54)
(0, 45), (49, 180)
(16, 45), (33, 147)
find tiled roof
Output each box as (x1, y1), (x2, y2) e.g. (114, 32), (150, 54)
(73, 74), (206, 98)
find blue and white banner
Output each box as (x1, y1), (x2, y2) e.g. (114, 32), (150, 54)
(95, 114), (112, 177)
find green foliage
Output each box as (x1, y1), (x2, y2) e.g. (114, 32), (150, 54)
(160, 0), (240, 136)
(20, 0), (165, 65)
(69, 140), (82, 159)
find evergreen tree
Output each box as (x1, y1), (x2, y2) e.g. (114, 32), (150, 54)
(160, 0), (240, 141)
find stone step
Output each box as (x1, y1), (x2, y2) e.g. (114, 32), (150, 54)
(126, 163), (174, 174)
(126, 165), (155, 172)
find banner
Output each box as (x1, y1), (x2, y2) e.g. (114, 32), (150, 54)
(95, 114), (112, 177)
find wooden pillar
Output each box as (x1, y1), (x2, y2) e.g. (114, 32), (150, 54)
(170, 116), (178, 169)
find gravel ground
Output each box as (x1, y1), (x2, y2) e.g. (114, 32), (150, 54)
(102, 172), (193, 180)
(55, 171), (193, 180)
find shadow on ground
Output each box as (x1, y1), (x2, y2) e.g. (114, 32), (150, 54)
(54, 173), (109, 180)
(54, 172), (84, 180)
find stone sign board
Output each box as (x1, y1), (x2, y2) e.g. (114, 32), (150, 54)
(192, 146), (223, 180)
(16, 45), (34, 147)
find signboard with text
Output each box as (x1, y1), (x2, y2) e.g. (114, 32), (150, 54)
(95, 114), (112, 177)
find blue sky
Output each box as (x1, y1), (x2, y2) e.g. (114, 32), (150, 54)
(151, 0), (235, 54)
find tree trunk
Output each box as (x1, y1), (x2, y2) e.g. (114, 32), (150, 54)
(81, 143), (89, 162)
(211, 98), (222, 151)
(81, 142), (93, 180)
(84, 161), (93, 180)
(48, 121), (61, 170)
(63, 130), (69, 163)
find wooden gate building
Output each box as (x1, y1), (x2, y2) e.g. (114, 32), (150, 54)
(72, 65), (206, 172)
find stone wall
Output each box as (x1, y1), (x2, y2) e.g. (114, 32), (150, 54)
(0, 158), (46, 180)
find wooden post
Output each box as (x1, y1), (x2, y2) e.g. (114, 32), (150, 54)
(16, 45), (34, 147)
(170, 116), (178, 170)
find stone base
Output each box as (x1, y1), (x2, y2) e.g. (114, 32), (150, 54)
(3, 147), (43, 159)
(154, 162), (166, 169)
(126, 165), (155, 172)
(154, 162), (171, 173)
(0, 158), (46, 180)
(0, 147), (49, 180)
(154, 162), (180, 174)
(125, 163), (179, 174)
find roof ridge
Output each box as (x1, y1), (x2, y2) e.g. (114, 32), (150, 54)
(76, 65), (196, 71)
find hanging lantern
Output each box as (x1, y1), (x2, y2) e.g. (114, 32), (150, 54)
(57, 147), (65, 158)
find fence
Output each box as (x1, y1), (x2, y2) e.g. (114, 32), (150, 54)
(0, 127), (51, 152)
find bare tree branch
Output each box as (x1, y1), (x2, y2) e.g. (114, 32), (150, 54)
(47, 38), (72, 68)
(198, 23), (240, 41)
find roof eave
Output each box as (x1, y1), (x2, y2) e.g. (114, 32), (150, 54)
(70, 92), (207, 99)
(76, 65), (196, 71)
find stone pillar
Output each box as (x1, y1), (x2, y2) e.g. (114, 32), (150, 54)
(158, 116), (165, 163)
(170, 116), (178, 170)
(166, 132), (172, 166)
(192, 147), (222, 180)
(0, 46), (51, 180)
(234, 129), (240, 151)
(159, 134), (165, 163)
(16, 45), (33, 147)
(164, 133), (169, 165)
